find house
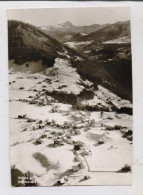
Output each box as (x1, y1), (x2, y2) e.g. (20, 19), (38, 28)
(65, 139), (73, 145)
(81, 150), (89, 156)
(58, 176), (68, 185)
(72, 162), (85, 172)
(54, 139), (64, 146)
(72, 164), (79, 172)
(74, 155), (81, 162)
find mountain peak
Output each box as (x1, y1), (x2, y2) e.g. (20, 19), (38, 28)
(62, 21), (73, 27)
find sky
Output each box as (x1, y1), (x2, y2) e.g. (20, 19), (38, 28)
(7, 7), (130, 27)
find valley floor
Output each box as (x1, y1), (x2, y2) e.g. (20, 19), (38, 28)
(9, 59), (132, 186)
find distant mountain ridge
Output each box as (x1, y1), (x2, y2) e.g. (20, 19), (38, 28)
(40, 21), (108, 33)
(69, 20), (130, 43)
(39, 21), (109, 42)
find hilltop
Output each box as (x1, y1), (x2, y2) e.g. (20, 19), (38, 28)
(8, 20), (86, 67)
(69, 21), (130, 42)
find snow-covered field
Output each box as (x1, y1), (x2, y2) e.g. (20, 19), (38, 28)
(64, 41), (93, 49)
(9, 58), (132, 186)
(102, 36), (131, 44)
